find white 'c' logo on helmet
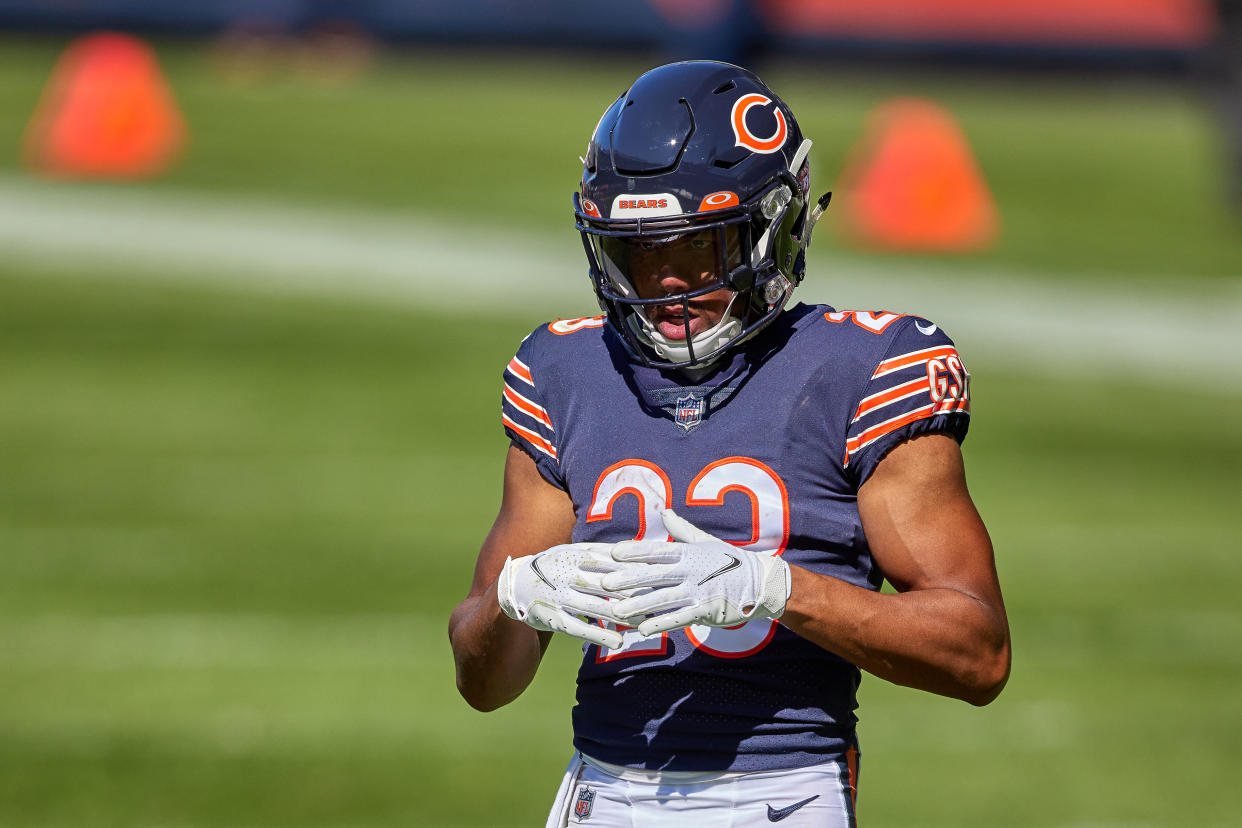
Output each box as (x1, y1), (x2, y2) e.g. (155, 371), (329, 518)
(730, 94), (788, 155)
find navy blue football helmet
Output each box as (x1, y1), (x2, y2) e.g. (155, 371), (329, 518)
(575, 61), (830, 368)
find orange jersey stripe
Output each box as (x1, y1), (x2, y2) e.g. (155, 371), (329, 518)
(506, 356), (534, 386)
(872, 345), (957, 379)
(852, 376), (929, 423)
(503, 383), (553, 429)
(844, 402), (971, 465)
(846, 405), (934, 456)
(936, 397), (971, 415)
(502, 412), (557, 459)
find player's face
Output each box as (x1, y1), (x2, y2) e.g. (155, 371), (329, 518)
(628, 229), (735, 340)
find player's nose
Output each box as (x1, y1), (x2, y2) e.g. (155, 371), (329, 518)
(656, 265), (692, 293)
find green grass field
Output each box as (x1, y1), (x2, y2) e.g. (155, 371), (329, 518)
(1, 37), (1240, 827)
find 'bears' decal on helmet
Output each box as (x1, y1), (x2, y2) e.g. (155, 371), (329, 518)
(731, 94), (788, 155)
(610, 193), (683, 218)
(697, 191), (740, 212)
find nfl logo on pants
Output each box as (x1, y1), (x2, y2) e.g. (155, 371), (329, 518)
(574, 786), (595, 821)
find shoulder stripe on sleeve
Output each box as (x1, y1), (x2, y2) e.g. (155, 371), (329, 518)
(506, 356), (535, 387)
(503, 382), (554, 429)
(851, 376), (930, 423)
(502, 413), (558, 460)
(872, 346), (958, 380)
(844, 398), (971, 466)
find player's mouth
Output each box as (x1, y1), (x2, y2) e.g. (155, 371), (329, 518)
(649, 303), (717, 340)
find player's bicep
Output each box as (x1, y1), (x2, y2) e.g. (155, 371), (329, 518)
(857, 433), (1000, 603)
(467, 444), (577, 598)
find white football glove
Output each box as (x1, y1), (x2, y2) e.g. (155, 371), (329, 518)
(496, 544), (626, 649)
(601, 509), (791, 636)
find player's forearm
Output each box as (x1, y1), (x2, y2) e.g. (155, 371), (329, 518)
(781, 565), (1010, 706)
(448, 584), (547, 712)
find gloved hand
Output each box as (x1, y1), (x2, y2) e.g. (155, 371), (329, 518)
(601, 509), (791, 636)
(496, 543), (627, 649)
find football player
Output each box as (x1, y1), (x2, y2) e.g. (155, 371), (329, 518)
(448, 61), (1010, 827)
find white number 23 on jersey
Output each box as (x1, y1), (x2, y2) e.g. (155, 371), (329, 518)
(586, 457), (789, 661)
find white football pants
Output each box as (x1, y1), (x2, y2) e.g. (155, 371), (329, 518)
(544, 750), (859, 827)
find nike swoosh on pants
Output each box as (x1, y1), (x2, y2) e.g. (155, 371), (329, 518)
(767, 794), (820, 821)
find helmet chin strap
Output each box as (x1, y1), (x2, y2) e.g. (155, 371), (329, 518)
(631, 293), (744, 366)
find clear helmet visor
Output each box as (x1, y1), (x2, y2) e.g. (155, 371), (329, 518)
(589, 226), (745, 305)
(587, 225), (750, 364)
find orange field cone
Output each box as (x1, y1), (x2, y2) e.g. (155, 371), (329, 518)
(22, 32), (186, 179)
(836, 98), (998, 253)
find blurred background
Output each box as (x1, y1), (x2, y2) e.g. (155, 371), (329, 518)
(1, 1), (1240, 826)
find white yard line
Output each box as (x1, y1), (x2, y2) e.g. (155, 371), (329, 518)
(3, 176), (1239, 390)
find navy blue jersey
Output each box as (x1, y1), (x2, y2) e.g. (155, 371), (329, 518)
(500, 304), (970, 772)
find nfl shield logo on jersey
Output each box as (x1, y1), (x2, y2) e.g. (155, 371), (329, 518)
(574, 785), (595, 821)
(675, 393), (704, 431)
